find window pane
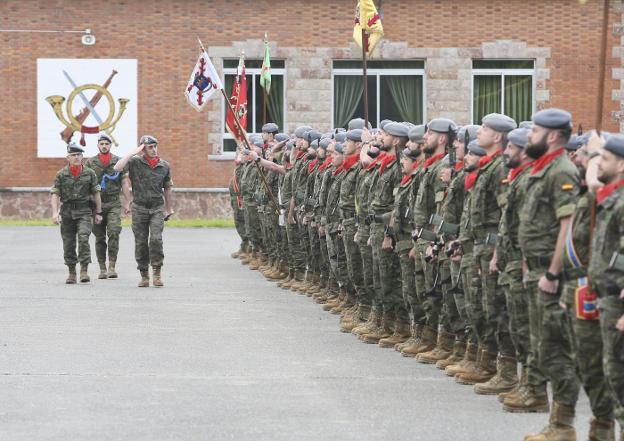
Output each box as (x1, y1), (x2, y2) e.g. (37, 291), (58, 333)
(504, 75), (532, 123)
(223, 138), (238, 153)
(224, 59), (285, 69)
(472, 60), (534, 69)
(473, 75), (501, 124)
(333, 75), (376, 128)
(255, 75), (284, 130)
(333, 60), (424, 69)
(223, 74), (253, 133)
(380, 75), (423, 124)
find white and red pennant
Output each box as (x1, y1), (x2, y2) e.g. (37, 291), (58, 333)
(185, 49), (223, 112)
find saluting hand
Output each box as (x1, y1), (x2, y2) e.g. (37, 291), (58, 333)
(133, 143), (145, 155)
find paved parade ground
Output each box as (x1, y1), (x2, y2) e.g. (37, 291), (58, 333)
(0, 226), (593, 441)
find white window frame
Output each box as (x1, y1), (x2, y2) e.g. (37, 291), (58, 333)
(471, 64), (536, 124)
(330, 65), (426, 129)
(219, 62), (287, 158)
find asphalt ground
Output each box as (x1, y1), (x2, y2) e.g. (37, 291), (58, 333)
(0, 226), (593, 441)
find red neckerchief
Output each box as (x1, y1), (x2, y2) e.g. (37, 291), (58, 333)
(332, 165), (344, 176)
(454, 160), (464, 172)
(531, 148), (565, 175)
(307, 159), (319, 174)
(98, 152), (112, 167)
(378, 153), (396, 176)
(464, 171), (478, 191)
(144, 155), (160, 169)
(296, 150), (305, 160)
(399, 160), (421, 186)
(478, 149), (502, 168)
(508, 161), (534, 183)
(343, 153), (360, 171)
(69, 164), (82, 178)
(424, 152), (445, 169)
(596, 178), (624, 205)
(318, 156), (333, 172)
(366, 152), (385, 170)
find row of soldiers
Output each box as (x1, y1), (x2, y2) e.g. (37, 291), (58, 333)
(229, 110), (624, 441)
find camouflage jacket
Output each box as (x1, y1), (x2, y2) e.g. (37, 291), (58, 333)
(127, 155), (172, 208)
(440, 167), (466, 241)
(50, 165), (101, 216)
(393, 171), (419, 236)
(355, 161), (380, 234)
(413, 156), (446, 230)
(292, 155), (310, 206)
(325, 169), (345, 228)
(317, 165), (335, 226)
(85, 154), (128, 207)
(470, 154), (506, 241)
(370, 158), (401, 222)
(338, 158), (361, 218)
(240, 161), (258, 203)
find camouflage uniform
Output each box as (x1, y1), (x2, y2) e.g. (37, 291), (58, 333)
(325, 168), (349, 290)
(304, 159), (322, 280)
(290, 153), (310, 275)
(313, 159), (332, 288)
(85, 154), (127, 265)
(355, 160), (379, 308)
(518, 151), (580, 405)
(127, 155), (173, 271)
(228, 163), (248, 251)
(50, 165), (101, 265)
(241, 161), (263, 253)
(589, 183), (624, 430)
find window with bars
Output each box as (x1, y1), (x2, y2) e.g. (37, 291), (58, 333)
(332, 60), (425, 129)
(221, 59), (286, 153)
(472, 59), (535, 124)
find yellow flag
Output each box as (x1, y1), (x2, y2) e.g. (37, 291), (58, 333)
(353, 0), (384, 56)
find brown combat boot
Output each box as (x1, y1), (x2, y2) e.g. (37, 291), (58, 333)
(523, 402), (576, 441)
(455, 349), (497, 385)
(499, 366), (527, 403)
(416, 328), (455, 364)
(379, 318), (411, 348)
(400, 324), (425, 357)
(107, 260), (118, 279)
(411, 325), (437, 355)
(240, 251), (253, 265)
(66, 265), (77, 284)
(352, 306), (379, 335)
(474, 354), (518, 395)
(138, 270), (149, 287)
(152, 266), (163, 287)
(342, 304), (371, 332)
(79, 263), (90, 283)
(277, 268), (294, 288)
(248, 252), (262, 270)
(503, 384), (549, 413)
(436, 340), (467, 369)
(586, 418), (615, 441)
(98, 262), (108, 279)
(446, 342), (478, 376)
(361, 310), (393, 344)
(395, 322), (416, 351)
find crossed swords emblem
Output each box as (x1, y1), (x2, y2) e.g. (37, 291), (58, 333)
(46, 69), (129, 147)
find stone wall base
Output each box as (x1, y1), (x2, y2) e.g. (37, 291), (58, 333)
(0, 188), (233, 220)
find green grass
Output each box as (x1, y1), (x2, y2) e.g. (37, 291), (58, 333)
(0, 218), (235, 228)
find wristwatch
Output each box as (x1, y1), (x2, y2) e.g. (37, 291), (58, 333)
(545, 271), (560, 281)
(254, 156), (261, 163)
(95, 212), (103, 215)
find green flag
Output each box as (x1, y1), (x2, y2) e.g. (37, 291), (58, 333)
(259, 38), (271, 94)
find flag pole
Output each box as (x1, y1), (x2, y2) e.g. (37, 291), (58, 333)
(220, 87), (280, 215)
(595, 0), (609, 132)
(262, 33), (268, 126)
(361, 28), (369, 128)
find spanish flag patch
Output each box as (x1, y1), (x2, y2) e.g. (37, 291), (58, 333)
(561, 183), (574, 191)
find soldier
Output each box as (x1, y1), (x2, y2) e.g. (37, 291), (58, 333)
(229, 152), (248, 259)
(114, 135), (174, 287)
(588, 134), (624, 441)
(50, 142), (103, 283)
(85, 134), (131, 279)
(461, 114), (518, 393)
(239, 138), (264, 269)
(515, 110), (580, 434)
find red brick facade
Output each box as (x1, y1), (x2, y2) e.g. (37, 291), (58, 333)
(1, 0), (621, 192)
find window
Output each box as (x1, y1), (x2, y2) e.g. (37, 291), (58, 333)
(221, 59), (286, 153)
(472, 60), (535, 124)
(332, 60), (425, 129)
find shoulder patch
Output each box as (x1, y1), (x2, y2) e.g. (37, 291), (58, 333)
(561, 183), (574, 191)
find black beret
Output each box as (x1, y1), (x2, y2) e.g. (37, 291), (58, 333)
(67, 142), (84, 154)
(98, 133), (112, 143)
(140, 135), (158, 145)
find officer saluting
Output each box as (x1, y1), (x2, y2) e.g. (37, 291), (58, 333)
(50, 142), (103, 284)
(115, 135), (174, 287)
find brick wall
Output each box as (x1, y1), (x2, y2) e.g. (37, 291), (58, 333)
(1, 0), (621, 195)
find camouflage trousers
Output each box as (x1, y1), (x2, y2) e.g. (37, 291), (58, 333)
(326, 225), (349, 289)
(260, 207), (280, 260)
(396, 235), (425, 325)
(473, 243), (514, 357)
(356, 225), (375, 307)
(230, 198), (248, 250)
(60, 211), (93, 266)
(307, 222), (321, 274)
(416, 239), (441, 328)
(440, 257), (464, 336)
(286, 221), (306, 272)
(527, 278), (580, 405)
(370, 223), (406, 320)
(502, 263), (530, 366)
(562, 282), (614, 420)
(278, 225), (289, 262)
(342, 219), (363, 299)
(131, 205), (165, 271)
(461, 246), (482, 345)
(318, 227), (330, 284)
(597, 295), (624, 427)
(92, 204), (122, 263)
(243, 202), (262, 252)
(449, 258), (469, 340)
